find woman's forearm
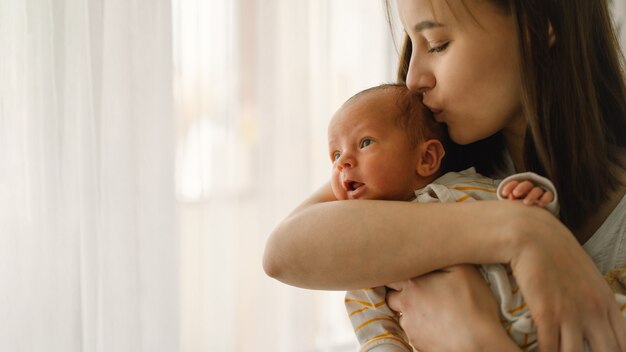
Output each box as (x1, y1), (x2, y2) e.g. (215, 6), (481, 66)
(263, 184), (557, 290)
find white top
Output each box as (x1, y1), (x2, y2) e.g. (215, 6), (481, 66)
(583, 194), (626, 274)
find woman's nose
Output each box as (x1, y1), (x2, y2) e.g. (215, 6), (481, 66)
(405, 56), (435, 94)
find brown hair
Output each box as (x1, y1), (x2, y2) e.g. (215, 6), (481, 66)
(391, 0), (626, 229)
(346, 83), (446, 148)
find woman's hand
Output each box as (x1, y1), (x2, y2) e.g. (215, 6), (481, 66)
(386, 265), (520, 352)
(508, 209), (626, 351)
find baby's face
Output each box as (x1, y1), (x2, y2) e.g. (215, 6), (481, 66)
(327, 94), (421, 201)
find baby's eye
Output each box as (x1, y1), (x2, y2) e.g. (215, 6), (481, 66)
(332, 151), (341, 161)
(360, 138), (374, 148)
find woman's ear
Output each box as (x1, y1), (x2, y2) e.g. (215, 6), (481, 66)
(416, 139), (445, 177)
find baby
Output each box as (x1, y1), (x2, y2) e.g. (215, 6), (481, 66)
(329, 84), (625, 351)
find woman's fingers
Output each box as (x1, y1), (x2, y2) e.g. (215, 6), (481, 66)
(529, 276), (625, 352)
(522, 263), (624, 352)
(610, 304), (626, 351)
(385, 288), (403, 314)
(585, 315), (621, 352)
(523, 267), (625, 352)
(385, 280), (406, 292)
(505, 203), (625, 351)
(559, 322), (584, 352)
(585, 301), (626, 352)
(535, 315), (559, 352)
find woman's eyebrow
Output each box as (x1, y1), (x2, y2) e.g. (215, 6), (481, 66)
(413, 21), (445, 32)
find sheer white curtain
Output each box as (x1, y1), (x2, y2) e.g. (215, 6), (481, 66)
(0, 1), (178, 351)
(173, 0), (401, 351)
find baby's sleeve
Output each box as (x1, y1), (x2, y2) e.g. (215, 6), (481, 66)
(345, 287), (412, 352)
(496, 171), (559, 215)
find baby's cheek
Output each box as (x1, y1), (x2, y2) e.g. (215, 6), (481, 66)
(330, 178), (346, 200)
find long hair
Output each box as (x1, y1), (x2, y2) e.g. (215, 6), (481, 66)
(509, 0), (626, 229)
(392, 0), (626, 230)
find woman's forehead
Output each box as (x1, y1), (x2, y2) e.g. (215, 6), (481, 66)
(398, 0), (505, 30)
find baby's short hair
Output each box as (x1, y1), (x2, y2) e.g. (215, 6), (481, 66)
(345, 83), (446, 148)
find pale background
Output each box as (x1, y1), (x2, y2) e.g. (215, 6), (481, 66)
(1, 0), (625, 351)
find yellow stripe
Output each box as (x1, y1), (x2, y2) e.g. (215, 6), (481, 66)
(371, 332), (394, 339)
(345, 298), (386, 308)
(452, 186), (497, 193)
(455, 195), (471, 202)
(349, 306), (370, 317)
(361, 334), (412, 351)
(509, 302), (527, 314)
(470, 180), (495, 187)
(521, 340), (537, 351)
(355, 317), (397, 332)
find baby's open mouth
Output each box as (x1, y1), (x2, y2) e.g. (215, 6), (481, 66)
(345, 181), (364, 191)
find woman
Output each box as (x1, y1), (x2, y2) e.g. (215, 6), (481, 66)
(264, 0), (626, 350)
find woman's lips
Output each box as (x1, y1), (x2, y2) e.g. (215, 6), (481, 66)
(429, 108), (443, 121)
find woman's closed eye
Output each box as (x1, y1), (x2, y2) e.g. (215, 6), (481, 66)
(360, 138), (375, 148)
(428, 41), (450, 53)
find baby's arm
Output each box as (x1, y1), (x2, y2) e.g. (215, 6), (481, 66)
(496, 172), (559, 215)
(345, 287), (412, 352)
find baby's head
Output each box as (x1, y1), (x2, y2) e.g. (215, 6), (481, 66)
(328, 84), (447, 201)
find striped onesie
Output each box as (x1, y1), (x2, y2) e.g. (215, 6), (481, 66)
(345, 167), (626, 351)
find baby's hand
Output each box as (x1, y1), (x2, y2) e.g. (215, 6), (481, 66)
(499, 180), (554, 208)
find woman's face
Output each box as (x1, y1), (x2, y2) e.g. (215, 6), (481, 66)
(398, 0), (525, 145)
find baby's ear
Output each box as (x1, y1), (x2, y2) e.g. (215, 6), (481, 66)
(416, 139), (445, 177)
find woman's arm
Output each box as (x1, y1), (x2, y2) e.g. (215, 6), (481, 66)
(264, 181), (546, 290)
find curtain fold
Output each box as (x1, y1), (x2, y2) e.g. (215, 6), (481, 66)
(0, 1), (178, 351)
